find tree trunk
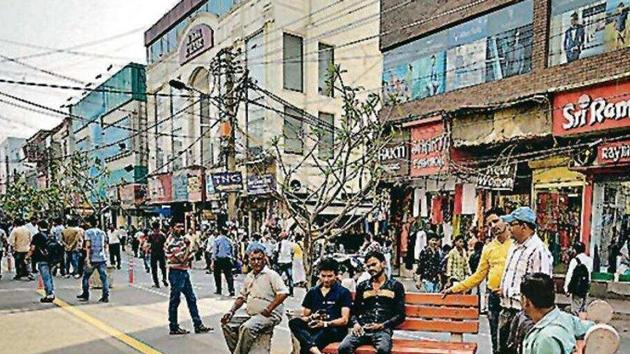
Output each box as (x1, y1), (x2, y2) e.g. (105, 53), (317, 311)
(303, 228), (314, 288)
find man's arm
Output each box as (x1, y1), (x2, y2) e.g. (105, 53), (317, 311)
(564, 258), (577, 294)
(449, 247), (491, 293)
(350, 286), (365, 326)
(382, 282), (406, 329)
(262, 293), (289, 317)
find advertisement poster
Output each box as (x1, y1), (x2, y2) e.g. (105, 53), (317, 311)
(486, 24), (533, 81)
(382, 63), (412, 104)
(549, 0), (606, 66)
(247, 174), (276, 195)
(446, 39), (487, 91)
(605, 0), (630, 51)
(411, 52), (446, 99)
(172, 171), (189, 202)
(148, 174), (172, 204)
(187, 169), (204, 202)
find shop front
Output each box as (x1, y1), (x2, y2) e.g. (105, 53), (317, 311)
(552, 79), (630, 274)
(118, 183), (147, 227)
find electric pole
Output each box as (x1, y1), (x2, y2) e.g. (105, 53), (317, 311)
(223, 49), (238, 222)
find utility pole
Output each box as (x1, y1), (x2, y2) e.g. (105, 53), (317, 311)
(4, 155), (9, 191)
(223, 49), (238, 222)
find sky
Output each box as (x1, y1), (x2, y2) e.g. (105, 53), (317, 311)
(0, 0), (182, 144)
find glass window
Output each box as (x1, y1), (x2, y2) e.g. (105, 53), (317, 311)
(283, 33), (304, 92)
(284, 106), (304, 154)
(318, 43), (335, 96)
(318, 112), (334, 160)
(382, 0), (533, 105)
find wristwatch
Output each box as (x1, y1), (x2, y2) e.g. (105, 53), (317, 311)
(324, 321), (329, 328)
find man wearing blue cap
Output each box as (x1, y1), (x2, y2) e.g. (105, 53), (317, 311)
(497, 206), (553, 354)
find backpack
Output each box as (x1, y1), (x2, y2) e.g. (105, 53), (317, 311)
(44, 237), (65, 264)
(567, 257), (590, 297)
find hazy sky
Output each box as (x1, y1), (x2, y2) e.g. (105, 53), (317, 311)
(0, 0), (181, 144)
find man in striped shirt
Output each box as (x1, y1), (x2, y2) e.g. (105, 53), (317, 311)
(498, 207), (553, 354)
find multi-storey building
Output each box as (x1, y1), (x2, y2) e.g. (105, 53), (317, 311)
(68, 63), (149, 226)
(144, 0), (381, 231)
(380, 0), (630, 274)
(0, 137), (32, 194)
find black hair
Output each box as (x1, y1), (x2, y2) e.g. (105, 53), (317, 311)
(37, 220), (49, 230)
(54, 217), (63, 225)
(14, 218), (25, 226)
(318, 258), (339, 274)
(86, 215), (98, 227)
(152, 221), (161, 229)
(364, 250), (386, 263)
(520, 273), (555, 308)
(249, 248), (265, 256)
(523, 221), (537, 231)
(573, 242), (586, 254)
(427, 230), (439, 240)
(474, 241), (484, 253)
(484, 207), (506, 219)
(68, 218), (78, 227)
(454, 236), (465, 244)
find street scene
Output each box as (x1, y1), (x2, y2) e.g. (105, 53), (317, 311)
(1, 0), (630, 354)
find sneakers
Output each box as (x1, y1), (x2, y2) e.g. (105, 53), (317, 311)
(194, 324), (213, 334)
(163, 280), (169, 287)
(74, 274), (81, 279)
(98, 297), (109, 303)
(229, 292), (235, 297)
(40, 296), (55, 303)
(169, 327), (190, 335)
(77, 294), (89, 301)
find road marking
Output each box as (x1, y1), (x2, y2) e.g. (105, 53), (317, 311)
(37, 290), (162, 354)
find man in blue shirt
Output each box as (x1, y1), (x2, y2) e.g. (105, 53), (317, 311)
(289, 258), (352, 354)
(77, 216), (110, 303)
(213, 227), (235, 296)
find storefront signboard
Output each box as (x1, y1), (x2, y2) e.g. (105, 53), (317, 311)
(247, 174), (276, 195)
(597, 139), (630, 165)
(172, 171), (189, 202)
(409, 117), (449, 176)
(379, 128), (410, 177)
(180, 24), (214, 65)
(211, 172), (243, 192)
(148, 173), (172, 204)
(119, 183), (146, 207)
(475, 163), (517, 190)
(187, 169), (204, 202)
(553, 81), (630, 136)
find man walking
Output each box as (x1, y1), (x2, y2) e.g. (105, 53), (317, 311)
(8, 219), (33, 281)
(164, 221), (212, 335)
(221, 248), (289, 353)
(148, 221), (168, 288)
(521, 273), (594, 354)
(29, 220), (56, 302)
(415, 231), (443, 293)
(443, 208), (513, 354)
(564, 241), (593, 314)
(498, 207), (553, 354)
(77, 216), (110, 303)
(213, 227), (235, 296)
(277, 232), (295, 296)
(289, 258), (352, 354)
(338, 251), (406, 354)
(445, 236), (470, 289)
(26, 216), (39, 274)
(107, 225), (121, 269)
(62, 219), (82, 278)
(50, 218), (65, 276)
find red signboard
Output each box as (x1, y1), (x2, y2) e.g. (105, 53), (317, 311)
(597, 139), (630, 165)
(553, 81), (630, 136)
(409, 117), (449, 177)
(148, 173), (172, 204)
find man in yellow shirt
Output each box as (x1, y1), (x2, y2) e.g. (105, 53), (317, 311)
(443, 208), (513, 354)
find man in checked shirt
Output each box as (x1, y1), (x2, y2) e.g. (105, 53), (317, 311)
(498, 207), (553, 354)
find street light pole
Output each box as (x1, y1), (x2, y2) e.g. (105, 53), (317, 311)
(223, 49), (238, 223)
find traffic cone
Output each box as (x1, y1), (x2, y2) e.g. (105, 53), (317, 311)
(128, 255), (134, 285)
(37, 274), (43, 290)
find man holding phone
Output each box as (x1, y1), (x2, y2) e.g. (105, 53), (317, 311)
(289, 258), (352, 354)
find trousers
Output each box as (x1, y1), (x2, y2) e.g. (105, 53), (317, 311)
(338, 329), (393, 354)
(222, 312), (279, 354)
(288, 317), (346, 354)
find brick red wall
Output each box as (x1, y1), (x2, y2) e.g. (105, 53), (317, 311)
(380, 0), (630, 122)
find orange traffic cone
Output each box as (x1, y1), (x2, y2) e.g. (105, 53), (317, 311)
(37, 274), (44, 290)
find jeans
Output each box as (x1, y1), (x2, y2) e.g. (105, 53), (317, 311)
(338, 329), (393, 354)
(498, 308), (533, 354)
(422, 279), (439, 293)
(213, 257), (235, 294)
(289, 317), (346, 354)
(81, 261), (109, 299)
(278, 262), (293, 295)
(151, 252), (167, 286)
(168, 269), (202, 330)
(37, 262), (54, 296)
(142, 252), (150, 272)
(109, 243), (121, 269)
(65, 250), (80, 275)
(14, 252), (29, 278)
(487, 292), (501, 354)
(571, 294), (588, 315)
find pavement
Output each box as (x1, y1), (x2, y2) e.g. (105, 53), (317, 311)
(0, 253), (627, 354)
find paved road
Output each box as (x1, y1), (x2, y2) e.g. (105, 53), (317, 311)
(0, 253), (506, 354)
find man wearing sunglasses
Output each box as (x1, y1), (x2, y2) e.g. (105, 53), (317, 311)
(498, 206), (553, 354)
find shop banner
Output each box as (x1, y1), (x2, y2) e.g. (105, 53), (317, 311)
(188, 169), (204, 202)
(409, 118), (449, 176)
(553, 80), (630, 136)
(597, 139), (630, 164)
(247, 174), (276, 195)
(172, 171), (189, 202)
(180, 24), (214, 65)
(379, 128), (410, 177)
(148, 173), (172, 204)
(211, 172), (243, 192)
(475, 163), (517, 190)
(119, 184), (146, 207)
(205, 171), (216, 195)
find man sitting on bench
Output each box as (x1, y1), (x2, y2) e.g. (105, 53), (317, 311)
(289, 258), (352, 354)
(338, 251), (406, 354)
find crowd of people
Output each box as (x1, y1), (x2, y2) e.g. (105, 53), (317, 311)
(0, 206), (610, 354)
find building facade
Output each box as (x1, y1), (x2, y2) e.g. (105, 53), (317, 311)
(380, 0), (630, 274)
(144, 0), (381, 232)
(0, 137), (32, 194)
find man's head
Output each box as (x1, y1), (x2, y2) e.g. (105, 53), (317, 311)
(427, 231), (440, 249)
(30, 216), (37, 224)
(485, 207), (508, 240)
(573, 241), (586, 255)
(521, 273), (555, 321)
(318, 258), (339, 288)
(171, 222), (184, 236)
(14, 218), (25, 226)
(364, 251), (386, 279)
(571, 12), (579, 26)
(248, 249), (267, 273)
(152, 221), (160, 231)
(86, 215), (98, 228)
(454, 236), (465, 250)
(38, 220), (49, 231)
(501, 207), (536, 243)
(54, 217), (63, 225)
